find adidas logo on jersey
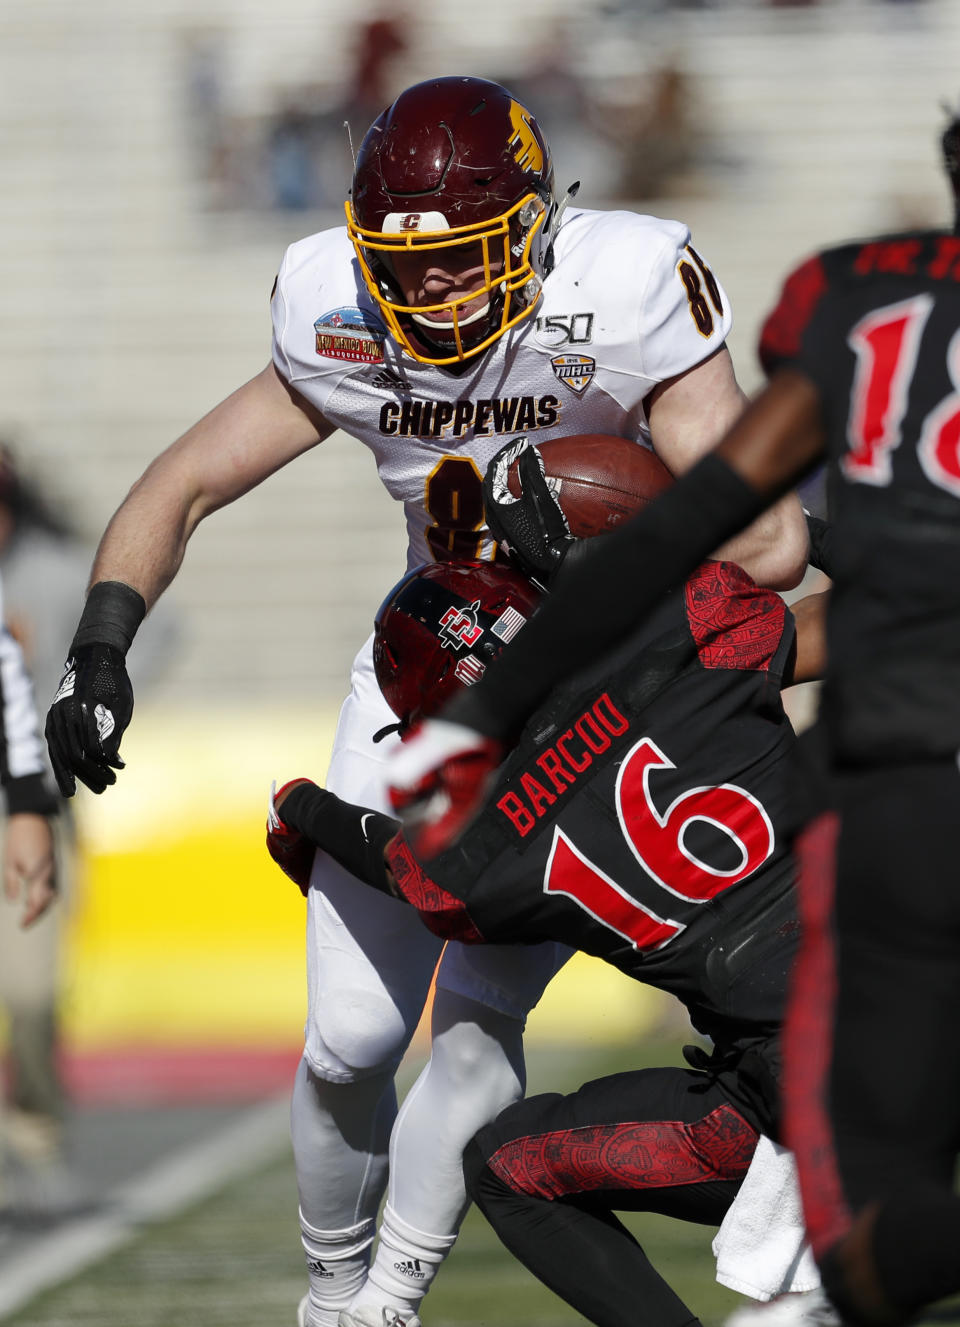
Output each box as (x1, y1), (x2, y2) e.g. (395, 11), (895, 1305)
(370, 367), (410, 392)
(307, 1258), (334, 1279)
(393, 1258), (425, 1279)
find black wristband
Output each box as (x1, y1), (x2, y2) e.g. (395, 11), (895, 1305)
(70, 581), (147, 657)
(5, 772), (59, 817)
(281, 784), (399, 893)
(444, 452), (768, 741)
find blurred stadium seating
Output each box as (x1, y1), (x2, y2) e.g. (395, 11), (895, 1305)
(1, 0), (957, 704)
(1, 0), (957, 1072)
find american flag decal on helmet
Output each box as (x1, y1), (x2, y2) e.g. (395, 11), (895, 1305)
(491, 606), (528, 642)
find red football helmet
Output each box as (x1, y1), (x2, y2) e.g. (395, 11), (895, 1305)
(347, 76), (557, 366)
(373, 560), (542, 729)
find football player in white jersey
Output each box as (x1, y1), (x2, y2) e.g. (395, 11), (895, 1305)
(45, 77), (808, 1327)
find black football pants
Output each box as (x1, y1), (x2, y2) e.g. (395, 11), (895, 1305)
(785, 760), (960, 1323)
(463, 1065), (758, 1327)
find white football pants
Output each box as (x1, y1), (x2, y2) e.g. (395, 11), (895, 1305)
(291, 636), (570, 1323)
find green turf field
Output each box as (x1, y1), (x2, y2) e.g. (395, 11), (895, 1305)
(2, 1038), (746, 1327)
(7, 1038), (958, 1327)
(5, 1153), (744, 1327)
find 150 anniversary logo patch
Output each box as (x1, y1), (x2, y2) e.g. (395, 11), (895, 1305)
(534, 312), (595, 347)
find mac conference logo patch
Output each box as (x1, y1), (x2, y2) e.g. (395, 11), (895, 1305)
(550, 352), (596, 396)
(314, 306), (387, 364)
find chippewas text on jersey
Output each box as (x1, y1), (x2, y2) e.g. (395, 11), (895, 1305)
(379, 394), (561, 439)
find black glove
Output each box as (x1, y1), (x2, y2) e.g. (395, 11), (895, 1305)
(804, 511), (835, 580)
(44, 580), (145, 797)
(45, 644), (134, 796)
(483, 439), (573, 584)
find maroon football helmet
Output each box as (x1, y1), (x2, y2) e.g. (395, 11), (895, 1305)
(373, 560), (542, 729)
(347, 76), (556, 366)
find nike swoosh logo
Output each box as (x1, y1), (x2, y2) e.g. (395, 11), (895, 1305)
(360, 813), (375, 842)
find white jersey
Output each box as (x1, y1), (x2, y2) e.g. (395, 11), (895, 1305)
(271, 206), (733, 569)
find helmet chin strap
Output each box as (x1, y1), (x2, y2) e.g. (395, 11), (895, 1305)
(373, 719), (405, 743)
(541, 180), (580, 278)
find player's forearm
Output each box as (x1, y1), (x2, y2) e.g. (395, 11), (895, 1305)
(273, 782), (488, 940)
(649, 353), (807, 589)
(89, 405), (264, 608)
(788, 589), (830, 685)
(89, 464), (198, 610)
(713, 373), (824, 586)
(713, 490), (809, 591)
(717, 368), (825, 497)
(278, 783), (400, 894)
(90, 364), (332, 610)
(5, 813), (58, 927)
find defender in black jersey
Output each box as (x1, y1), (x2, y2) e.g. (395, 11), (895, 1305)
(270, 556), (826, 1327)
(754, 231), (960, 1327)
(392, 222), (960, 1325)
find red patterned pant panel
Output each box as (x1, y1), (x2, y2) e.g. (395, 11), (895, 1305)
(487, 1101), (757, 1201)
(783, 810), (852, 1258)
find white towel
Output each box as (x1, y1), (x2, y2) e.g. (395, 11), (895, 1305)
(712, 1135), (821, 1301)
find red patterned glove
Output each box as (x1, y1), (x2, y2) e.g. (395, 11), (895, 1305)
(266, 778), (316, 896)
(386, 718), (503, 862)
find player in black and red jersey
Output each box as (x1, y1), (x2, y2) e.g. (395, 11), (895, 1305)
(385, 121), (960, 1327)
(268, 552), (827, 1327)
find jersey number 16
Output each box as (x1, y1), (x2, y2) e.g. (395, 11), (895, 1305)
(544, 736), (774, 952)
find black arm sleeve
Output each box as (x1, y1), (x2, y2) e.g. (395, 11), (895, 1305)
(443, 452), (769, 741)
(278, 783), (399, 894)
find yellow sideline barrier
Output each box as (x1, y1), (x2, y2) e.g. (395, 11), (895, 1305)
(60, 707), (664, 1054)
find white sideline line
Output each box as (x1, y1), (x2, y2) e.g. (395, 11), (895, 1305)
(0, 1093), (292, 1320)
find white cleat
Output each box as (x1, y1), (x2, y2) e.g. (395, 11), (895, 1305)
(338, 1307), (422, 1327)
(725, 1288), (842, 1327)
(297, 1295), (310, 1327)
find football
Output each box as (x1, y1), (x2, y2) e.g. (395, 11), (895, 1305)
(508, 434), (673, 538)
